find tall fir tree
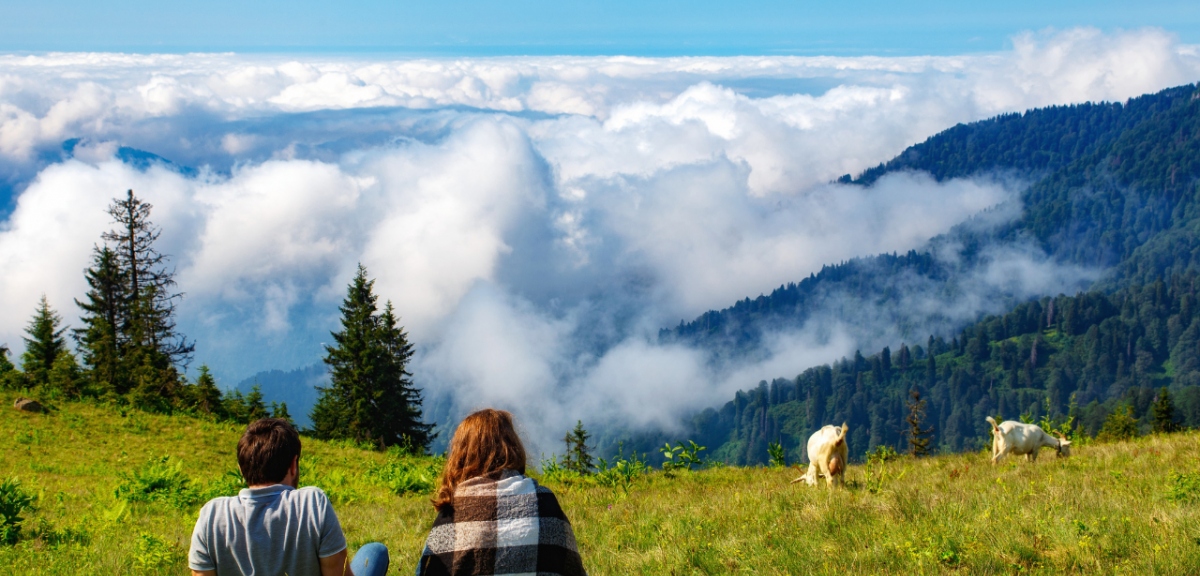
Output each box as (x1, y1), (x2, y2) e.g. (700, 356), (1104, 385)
(21, 296), (67, 388)
(75, 246), (124, 395)
(311, 264), (434, 450)
(905, 388), (934, 457)
(97, 190), (195, 410)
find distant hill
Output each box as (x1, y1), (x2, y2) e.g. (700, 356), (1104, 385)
(652, 83), (1200, 465)
(234, 363), (328, 428)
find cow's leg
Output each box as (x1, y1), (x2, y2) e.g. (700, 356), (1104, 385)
(1029, 450), (1038, 462)
(991, 447), (1004, 465)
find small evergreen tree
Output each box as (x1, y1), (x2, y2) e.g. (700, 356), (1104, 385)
(270, 401), (294, 425)
(563, 421), (594, 474)
(1152, 387), (1178, 433)
(21, 296), (67, 388)
(48, 352), (83, 397)
(906, 388), (934, 457)
(1098, 404), (1139, 442)
(191, 365), (223, 416)
(245, 384), (268, 422)
(0, 346), (22, 390)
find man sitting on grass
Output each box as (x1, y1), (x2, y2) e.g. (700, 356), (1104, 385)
(189, 417), (389, 576)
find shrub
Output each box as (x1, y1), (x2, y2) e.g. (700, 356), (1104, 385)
(1166, 471), (1200, 503)
(0, 478), (36, 545)
(1097, 405), (1139, 442)
(133, 532), (185, 569)
(114, 457), (197, 509)
(371, 456), (442, 496)
(596, 445), (649, 494)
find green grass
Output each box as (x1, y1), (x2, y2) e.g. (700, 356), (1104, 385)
(3, 390), (1200, 574)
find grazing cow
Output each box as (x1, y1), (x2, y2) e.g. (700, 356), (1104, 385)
(792, 423), (849, 487)
(985, 416), (1072, 464)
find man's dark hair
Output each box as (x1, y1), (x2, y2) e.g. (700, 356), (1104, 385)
(237, 418), (302, 486)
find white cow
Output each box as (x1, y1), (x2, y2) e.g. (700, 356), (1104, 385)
(792, 423), (849, 487)
(985, 416), (1072, 464)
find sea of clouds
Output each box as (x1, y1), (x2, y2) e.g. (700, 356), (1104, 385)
(0, 27), (1197, 450)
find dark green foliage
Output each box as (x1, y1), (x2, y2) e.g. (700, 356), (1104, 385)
(74, 246), (123, 396)
(1098, 405), (1140, 442)
(21, 295), (67, 388)
(244, 385), (268, 422)
(906, 388), (934, 457)
(1153, 387), (1179, 433)
(311, 265), (434, 450)
(270, 401), (293, 425)
(563, 421), (595, 474)
(190, 366), (223, 417)
(48, 352), (83, 398)
(0, 346), (18, 390)
(0, 477), (36, 545)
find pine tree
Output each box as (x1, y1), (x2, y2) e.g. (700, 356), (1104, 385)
(897, 343), (911, 372)
(0, 345), (20, 390)
(1152, 387), (1178, 433)
(906, 388), (934, 457)
(245, 384), (268, 422)
(564, 421), (594, 474)
(191, 365), (223, 416)
(375, 301), (434, 449)
(270, 401), (294, 425)
(101, 189), (194, 407)
(48, 352), (83, 397)
(1098, 404), (1139, 442)
(75, 246), (125, 395)
(312, 264), (434, 451)
(21, 296), (67, 387)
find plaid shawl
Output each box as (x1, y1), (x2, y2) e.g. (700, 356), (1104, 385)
(416, 470), (587, 576)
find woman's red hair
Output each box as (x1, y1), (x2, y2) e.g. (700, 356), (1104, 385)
(433, 409), (527, 510)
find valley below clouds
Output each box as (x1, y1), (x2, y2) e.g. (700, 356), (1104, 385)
(1, 27), (1197, 451)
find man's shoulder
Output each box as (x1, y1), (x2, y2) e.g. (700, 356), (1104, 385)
(291, 486), (330, 501)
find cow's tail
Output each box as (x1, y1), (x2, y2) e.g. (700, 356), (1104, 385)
(985, 416), (999, 433)
(835, 422), (848, 446)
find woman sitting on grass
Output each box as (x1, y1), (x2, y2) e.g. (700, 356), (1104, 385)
(416, 409), (587, 576)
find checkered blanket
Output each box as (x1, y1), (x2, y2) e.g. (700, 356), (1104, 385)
(416, 470), (587, 576)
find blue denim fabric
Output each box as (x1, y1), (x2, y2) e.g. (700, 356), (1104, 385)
(351, 542), (389, 576)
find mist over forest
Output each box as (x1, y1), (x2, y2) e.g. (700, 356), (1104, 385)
(2, 27), (1200, 456)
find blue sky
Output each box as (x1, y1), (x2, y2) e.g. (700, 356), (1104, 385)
(1, 0), (1198, 55)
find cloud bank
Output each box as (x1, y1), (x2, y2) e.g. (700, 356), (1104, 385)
(0, 27), (1195, 450)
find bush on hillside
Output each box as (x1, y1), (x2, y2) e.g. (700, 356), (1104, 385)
(0, 478), (36, 545)
(114, 457), (197, 509)
(1098, 405), (1140, 442)
(371, 454), (442, 496)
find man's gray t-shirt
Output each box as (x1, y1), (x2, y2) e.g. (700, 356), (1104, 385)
(189, 484), (347, 575)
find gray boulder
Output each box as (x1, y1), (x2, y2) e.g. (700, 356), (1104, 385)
(13, 397), (43, 413)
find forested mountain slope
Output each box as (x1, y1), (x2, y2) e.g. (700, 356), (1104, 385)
(660, 83), (1200, 356)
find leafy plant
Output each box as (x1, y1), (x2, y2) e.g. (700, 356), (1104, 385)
(660, 441), (707, 472)
(0, 478), (36, 545)
(113, 456), (197, 509)
(133, 532), (184, 569)
(1166, 471), (1200, 503)
(371, 455), (442, 496)
(596, 444), (649, 494)
(862, 447), (903, 495)
(767, 441), (787, 468)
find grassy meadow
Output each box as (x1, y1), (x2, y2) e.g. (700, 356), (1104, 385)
(3, 390), (1200, 575)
